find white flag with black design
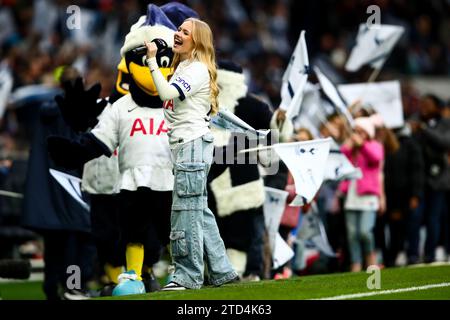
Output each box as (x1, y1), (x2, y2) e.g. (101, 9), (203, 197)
(324, 140), (362, 182)
(345, 24), (404, 72)
(273, 138), (331, 206)
(49, 169), (90, 211)
(314, 66), (355, 127)
(263, 187), (289, 255)
(298, 205), (336, 257)
(211, 108), (270, 139)
(272, 232), (295, 269)
(338, 80), (404, 129)
(293, 82), (323, 137)
(280, 30), (309, 119)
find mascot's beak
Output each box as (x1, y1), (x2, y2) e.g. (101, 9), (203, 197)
(128, 62), (172, 96)
(116, 58), (130, 95)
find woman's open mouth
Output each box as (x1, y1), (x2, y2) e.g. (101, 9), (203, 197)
(174, 37), (183, 47)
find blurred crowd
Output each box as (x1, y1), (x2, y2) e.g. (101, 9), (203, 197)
(1, 0), (449, 111)
(0, 0), (449, 297)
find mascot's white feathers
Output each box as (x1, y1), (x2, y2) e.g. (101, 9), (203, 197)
(130, 15), (146, 31)
(213, 69), (249, 147)
(217, 69), (248, 114)
(210, 168), (265, 217)
(120, 25), (174, 57)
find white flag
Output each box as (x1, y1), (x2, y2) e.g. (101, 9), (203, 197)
(49, 169), (90, 211)
(263, 187), (289, 255)
(345, 24), (404, 72)
(324, 140), (362, 182)
(0, 64), (13, 119)
(338, 80), (404, 128)
(298, 204), (335, 257)
(293, 83), (325, 137)
(210, 108), (270, 139)
(273, 138), (331, 206)
(280, 31), (309, 119)
(314, 66), (355, 127)
(272, 232), (295, 269)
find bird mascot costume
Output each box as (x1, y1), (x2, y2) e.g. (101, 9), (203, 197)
(209, 61), (293, 279)
(48, 3), (199, 296)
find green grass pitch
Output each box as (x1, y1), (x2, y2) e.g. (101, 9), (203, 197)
(1, 264), (449, 300)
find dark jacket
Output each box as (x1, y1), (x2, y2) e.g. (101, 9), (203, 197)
(415, 117), (450, 191)
(384, 125), (425, 207)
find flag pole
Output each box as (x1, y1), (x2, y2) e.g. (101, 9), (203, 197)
(0, 190), (24, 199)
(349, 64), (383, 116)
(367, 66), (382, 83)
(314, 105), (352, 142)
(239, 145), (274, 154)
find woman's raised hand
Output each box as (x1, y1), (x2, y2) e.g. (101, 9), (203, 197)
(144, 40), (158, 59)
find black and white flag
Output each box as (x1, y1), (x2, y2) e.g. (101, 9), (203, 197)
(280, 31), (309, 119)
(345, 24), (404, 72)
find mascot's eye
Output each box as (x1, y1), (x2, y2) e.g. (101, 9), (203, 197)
(160, 56), (170, 68)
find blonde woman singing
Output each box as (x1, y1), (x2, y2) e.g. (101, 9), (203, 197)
(145, 18), (238, 290)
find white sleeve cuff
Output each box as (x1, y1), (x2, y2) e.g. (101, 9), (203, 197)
(146, 57), (179, 100)
(146, 57), (158, 72)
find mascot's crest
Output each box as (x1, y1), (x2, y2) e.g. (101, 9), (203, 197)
(120, 5), (176, 57)
(117, 3), (198, 98)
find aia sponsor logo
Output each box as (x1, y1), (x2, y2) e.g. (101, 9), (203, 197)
(129, 118), (169, 137)
(163, 99), (174, 110)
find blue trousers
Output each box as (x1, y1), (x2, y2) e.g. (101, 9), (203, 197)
(407, 190), (447, 263)
(345, 210), (376, 264)
(169, 133), (237, 289)
(423, 190), (447, 262)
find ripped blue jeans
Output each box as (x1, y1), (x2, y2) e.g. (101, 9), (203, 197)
(169, 132), (237, 289)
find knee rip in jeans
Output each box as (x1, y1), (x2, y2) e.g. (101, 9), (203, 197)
(170, 230), (188, 257)
(172, 162), (205, 211)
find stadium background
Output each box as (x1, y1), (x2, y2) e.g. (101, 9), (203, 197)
(0, 0), (449, 300)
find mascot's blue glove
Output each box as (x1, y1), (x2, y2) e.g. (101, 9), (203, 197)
(55, 77), (107, 133)
(47, 133), (111, 170)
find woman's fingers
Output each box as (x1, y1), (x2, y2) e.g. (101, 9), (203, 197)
(144, 41), (158, 58)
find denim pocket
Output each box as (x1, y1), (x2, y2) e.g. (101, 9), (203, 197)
(175, 162), (205, 198)
(202, 133), (214, 143)
(170, 230), (188, 257)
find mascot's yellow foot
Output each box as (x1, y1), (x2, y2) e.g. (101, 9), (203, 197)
(112, 270), (145, 296)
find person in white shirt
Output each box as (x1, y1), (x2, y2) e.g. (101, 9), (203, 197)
(145, 17), (238, 290)
(47, 5), (192, 296)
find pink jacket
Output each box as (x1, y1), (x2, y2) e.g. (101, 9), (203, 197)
(280, 173), (301, 229)
(339, 140), (384, 197)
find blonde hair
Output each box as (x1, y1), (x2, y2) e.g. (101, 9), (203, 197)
(171, 18), (219, 115)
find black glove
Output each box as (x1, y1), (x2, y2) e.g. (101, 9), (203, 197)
(55, 77), (108, 133)
(47, 133), (110, 170)
(47, 135), (87, 169)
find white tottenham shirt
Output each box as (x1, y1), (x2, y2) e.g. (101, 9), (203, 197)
(90, 94), (174, 191)
(82, 102), (120, 195)
(148, 58), (211, 146)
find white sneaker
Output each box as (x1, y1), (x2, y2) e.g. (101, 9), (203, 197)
(63, 289), (91, 300)
(162, 282), (187, 291)
(242, 274), (260, 282)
